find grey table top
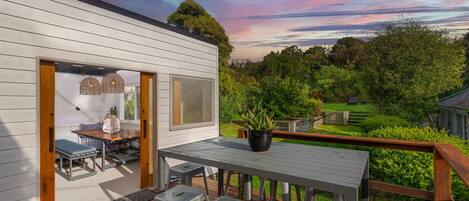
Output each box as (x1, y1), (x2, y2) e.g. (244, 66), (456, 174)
(159, 137), (369, 194)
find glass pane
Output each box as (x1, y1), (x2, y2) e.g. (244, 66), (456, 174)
(124, 86), (136, 120)
(172, 76), (213, 127)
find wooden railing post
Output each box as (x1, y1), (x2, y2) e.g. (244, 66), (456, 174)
(238, 128), (247, 139)
(434, 148), (452, 201)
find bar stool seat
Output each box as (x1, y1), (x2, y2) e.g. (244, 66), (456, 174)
(214, 196), (241, 201)
(167, 162), (209, 195)
(154, 185), (207, 201)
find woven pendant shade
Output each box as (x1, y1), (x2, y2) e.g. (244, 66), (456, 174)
(101, 73), (124, 94)
(80, 76), (101, 95)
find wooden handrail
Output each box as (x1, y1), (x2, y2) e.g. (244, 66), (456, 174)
(271, 130), (435, 152)
(435, 144), (469, 188)
(237, 128), (469, 200)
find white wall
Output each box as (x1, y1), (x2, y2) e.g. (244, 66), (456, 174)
(0, 0), (219, 200)
(55, 72), (121, 142)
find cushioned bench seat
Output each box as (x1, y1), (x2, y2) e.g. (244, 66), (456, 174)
(55, 139), (97, 181)
(56, 139), (97, 157)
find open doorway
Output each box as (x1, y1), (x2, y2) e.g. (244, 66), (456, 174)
(40, 60), (155, 201)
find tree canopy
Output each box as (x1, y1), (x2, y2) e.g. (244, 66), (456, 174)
(167, 0), (232, 67)
(330, 37), (366, 69)
(363, 22), (465, 122)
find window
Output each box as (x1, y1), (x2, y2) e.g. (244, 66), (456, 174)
(124, 86), (140, 120)
(171, 75), (214, 129)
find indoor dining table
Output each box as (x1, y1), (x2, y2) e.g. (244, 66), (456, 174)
(157, 137), (369, 201)
(72, 129), (140, 171)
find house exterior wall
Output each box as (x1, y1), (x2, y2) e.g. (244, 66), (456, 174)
(0, 1), (219, 200)
(441, 109), (468, 140)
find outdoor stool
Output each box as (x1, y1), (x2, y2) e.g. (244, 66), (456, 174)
(167, 162), (209, 195)
(55, 139), (97, 181)
(259, 178), (314, 201)
(214, 196), (241, 201)
(154, 185), (207, 201)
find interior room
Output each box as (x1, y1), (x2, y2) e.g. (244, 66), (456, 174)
(53, 62), (143, 201)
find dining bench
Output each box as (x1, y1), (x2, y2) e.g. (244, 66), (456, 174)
(55, 139), (97, 181)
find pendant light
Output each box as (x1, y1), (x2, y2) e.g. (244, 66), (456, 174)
(101, 73), (124, 94)
(80, 76), (102, 95)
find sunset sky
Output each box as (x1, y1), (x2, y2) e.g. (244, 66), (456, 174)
(102, 0), (469, 61)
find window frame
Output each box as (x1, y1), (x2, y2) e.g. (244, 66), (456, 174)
(121, 84), (140, 123)
(169, 75), (215, 131)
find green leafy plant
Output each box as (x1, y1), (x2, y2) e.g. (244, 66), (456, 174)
(360, 115), (413, 133)
(242, 105), (276, 131)
(360, 127), (469, 200)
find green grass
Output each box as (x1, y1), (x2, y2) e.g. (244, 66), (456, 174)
(322, 103), (377, 113)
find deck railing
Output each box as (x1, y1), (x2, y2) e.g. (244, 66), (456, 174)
(237, 129), (469, 201)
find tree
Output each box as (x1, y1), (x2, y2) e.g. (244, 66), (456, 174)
(330, 37), (366, 69)
(311, 65), (361, 102)
(461, 33), (469, 86)
(257, 46), (311, 81)
(304, 46), (330, 71)
(167, 0), (232, 67)
(256, 76), (321, 120)
(363, 22), (465, 122)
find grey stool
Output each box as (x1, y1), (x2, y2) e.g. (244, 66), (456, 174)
(214, 196), (241, 201)
(155, 185), (207, 201)
(167, 162), (209, 195)
(259, 178), (314, 201)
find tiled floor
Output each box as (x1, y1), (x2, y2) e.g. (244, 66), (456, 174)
(55, 158), (140, 201)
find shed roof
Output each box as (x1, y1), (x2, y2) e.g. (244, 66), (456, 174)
(439, 87), (469, 111)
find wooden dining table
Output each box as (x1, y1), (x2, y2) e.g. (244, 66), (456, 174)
(72, 129), (140, 171)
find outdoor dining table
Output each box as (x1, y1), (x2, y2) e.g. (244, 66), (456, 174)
(157, 137), (369, 201)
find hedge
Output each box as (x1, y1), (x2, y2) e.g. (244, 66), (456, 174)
(360, 115), (413, 133)
(362, 127), (469, 200)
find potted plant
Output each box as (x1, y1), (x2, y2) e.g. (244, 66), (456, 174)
(242, 105), (276, 152)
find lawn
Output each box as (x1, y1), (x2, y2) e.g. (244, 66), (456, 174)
(322, 103), (377, 113)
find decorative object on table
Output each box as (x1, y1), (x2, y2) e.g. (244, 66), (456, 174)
(103, 114), (120, 134)
(80, 76), (101, 95)
(241, 105), (276, 152)
(101, 73), (124, 94)
(109, 106), (118, 116)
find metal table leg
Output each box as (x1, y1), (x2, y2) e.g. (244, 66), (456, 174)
(158, 155), (167, 190)
(282, 182), (291, 201)
(101, 141), (106, 172)
(218, 168), (224, 196)
(361, 160), (369, 201)
(244, 174), (252, 201)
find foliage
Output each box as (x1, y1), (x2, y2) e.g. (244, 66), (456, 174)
(257, 76), (322, 120)
(167, 0), (232, 67)
(330, 37), (366, 69)
(242, 104), (276, 131)
(311, 65), (362, 102)
(322, 103), (377, 113)
(461, 32), (469, 86)
(363, 127), (469, 200)
(304, 46), (330, 70)
(363, 22), (465, 122)
(256, 46), (312, 82)
(360, 115), (413, 133)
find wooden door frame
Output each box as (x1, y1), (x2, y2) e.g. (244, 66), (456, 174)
(39, 60), (56, 201)
(39, 60), (158, 200)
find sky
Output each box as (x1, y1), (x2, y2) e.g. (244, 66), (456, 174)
(102, 0), (469, 61)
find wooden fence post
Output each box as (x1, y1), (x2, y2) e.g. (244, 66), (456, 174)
(238, 128), (247, 139)
(434, 148), (452, 201)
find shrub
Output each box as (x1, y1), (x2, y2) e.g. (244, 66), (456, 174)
(363, 127), (469, 200)
(257, 76), (321, 120)
(360, 115), (413, 133)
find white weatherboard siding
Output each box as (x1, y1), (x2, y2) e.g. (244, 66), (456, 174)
(0, 0), (219, 200)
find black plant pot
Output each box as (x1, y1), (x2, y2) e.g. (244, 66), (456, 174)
(247, 130), (272, 152)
